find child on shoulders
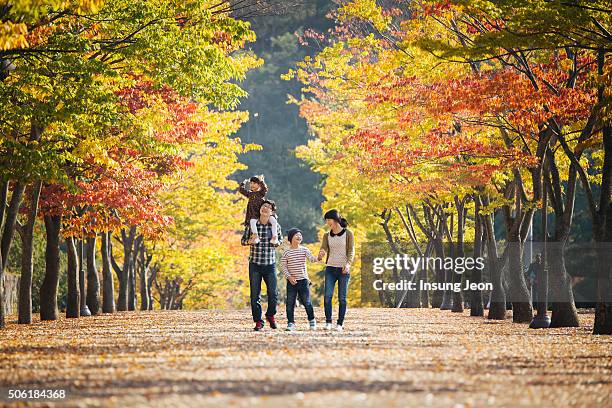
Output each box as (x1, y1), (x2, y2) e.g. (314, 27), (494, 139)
(239, 174), (279, 244)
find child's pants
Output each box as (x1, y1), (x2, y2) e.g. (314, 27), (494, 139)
(250, 216), (278, 238)
(286, 279), (315, 323)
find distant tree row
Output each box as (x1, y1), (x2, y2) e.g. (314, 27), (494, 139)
(291, 0), (611, 334)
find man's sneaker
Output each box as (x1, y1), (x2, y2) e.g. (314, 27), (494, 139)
(266, 315), (277, 329)
(309, 319), (317, 330)
(254, 320), (264, 331)
(335, 324), (343, 331)
(270, 236), (279, 245)
(324, 322), (332, 330)
(286, 322), (296, 331)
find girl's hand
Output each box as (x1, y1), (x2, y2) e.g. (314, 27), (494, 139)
(288, 276), (297, 285)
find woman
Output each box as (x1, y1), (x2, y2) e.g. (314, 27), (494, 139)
(318, 209), (355, 331)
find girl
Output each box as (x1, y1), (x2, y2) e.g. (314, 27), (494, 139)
(318, 209), (355, 331)
(239, 174), (279, 244)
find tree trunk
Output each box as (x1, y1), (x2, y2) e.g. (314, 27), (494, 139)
(1, 273), (19, 318)
(450, 270), (464, 312)
(147, 264), (157, 311)
(128, 257), (136, 311)
(544, 142), (580, 327)
(548, 243), (579, 327)
(593, 50), (612, 335)
(77, 239), (91, 316)
(17, 181), (42, 324)
(66, 236), (80, 319)
(1, 182), (26, 272)
(116, 263), (128, 311)
(86, 237), (100, 315)
(0, 181), (7, 328)
(138, 244), (149, 311)
(101, 232), (115, 313)
(430, 237), (445, 308)
(593, 202), (612, 334)
(431, 261), (444, 308)
(0, 180), (26, 327)
(438, 242), (452, 310)
(507, 235), (533, 323)
(451, 198), (466, 313)
(114, 226), (137, 311)
(420, 266), (430, 308)
(484, 211), (506, 320)
(40, 215), (61, 321)
(471, 206), (484, 317)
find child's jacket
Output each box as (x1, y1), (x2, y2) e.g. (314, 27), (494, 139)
(239, 180), (268, 224)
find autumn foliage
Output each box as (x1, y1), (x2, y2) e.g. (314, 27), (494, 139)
(289, 0), (611, 332)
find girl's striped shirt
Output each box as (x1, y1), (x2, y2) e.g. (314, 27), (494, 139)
(280, 246), (317, 280)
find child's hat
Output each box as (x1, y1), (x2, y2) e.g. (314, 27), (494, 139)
(287, 228), (302, 243)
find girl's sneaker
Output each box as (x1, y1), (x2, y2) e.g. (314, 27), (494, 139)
(335, 324), (343, 331)
(286, 323), (296, 331)
(309, 319), (316, 330)
(324, 323), (332, 330)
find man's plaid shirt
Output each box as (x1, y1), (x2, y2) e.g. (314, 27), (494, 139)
(241, 220), (283, 265)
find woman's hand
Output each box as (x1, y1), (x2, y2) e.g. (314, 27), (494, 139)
(342, 264), (350, 274)
(287, 276), (297, 285)
(317, 249), (325, 261)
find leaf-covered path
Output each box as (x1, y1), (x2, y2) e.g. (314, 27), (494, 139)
(0, 309), (610, 407)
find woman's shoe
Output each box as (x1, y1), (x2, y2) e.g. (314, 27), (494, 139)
(309, 319), (317, 330)
(324, 323), (332, 330)
(286, 323), (296, 331)
(335, 324), (343, 331)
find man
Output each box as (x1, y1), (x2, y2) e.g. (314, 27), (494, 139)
(241, 199), (282, 331)
(526, 253), (542, 306)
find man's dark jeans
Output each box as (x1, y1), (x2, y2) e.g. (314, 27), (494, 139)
(324, 266), (350, 325)
(249, 262), (277, 322)
(286, 279), (315, 323)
